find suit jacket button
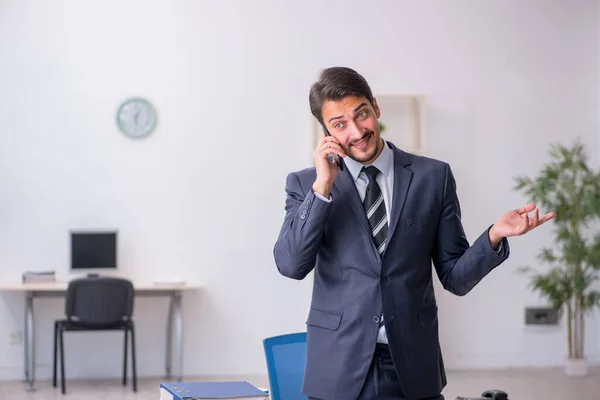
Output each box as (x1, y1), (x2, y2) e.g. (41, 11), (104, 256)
(373, 316), (380, 323)
(300, 214), (306, 220)
(380, 276), (387, 283)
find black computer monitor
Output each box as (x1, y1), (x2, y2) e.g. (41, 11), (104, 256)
(70, 231), (117, 270)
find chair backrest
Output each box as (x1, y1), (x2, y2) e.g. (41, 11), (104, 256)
(65, 276), (134, 326)
(263, 332), (308, 400)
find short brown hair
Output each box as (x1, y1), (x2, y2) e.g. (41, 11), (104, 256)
(309, 67), (374, 126)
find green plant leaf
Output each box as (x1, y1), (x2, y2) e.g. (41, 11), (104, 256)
(585, 290), (600, 311)
(516, 265), (534, 275)
(537, 247), (557, 264)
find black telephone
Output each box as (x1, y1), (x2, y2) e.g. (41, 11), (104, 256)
(455, 389), (508, 400)
(321, 124), (344, 171)
(481, 390), (508, 400)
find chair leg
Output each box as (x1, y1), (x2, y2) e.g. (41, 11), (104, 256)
(52, 322), (58, 388)
(122, 328), (128, 386)
(130, 325), (137, 392)
(59, 327), (66, 395)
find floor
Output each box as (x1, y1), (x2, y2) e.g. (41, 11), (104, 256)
(1, 368), (598, 399)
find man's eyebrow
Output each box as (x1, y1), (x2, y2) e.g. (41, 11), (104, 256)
(328, 102), (368, 123)
(328, 115), (343, 123)
(353, 102), (368, 112)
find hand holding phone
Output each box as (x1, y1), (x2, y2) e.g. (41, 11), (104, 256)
(322, 125), (344, 172)
(312, 128), (346, 198)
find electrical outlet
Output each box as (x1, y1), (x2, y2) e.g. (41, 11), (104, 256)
(525, 307), (559, 325)
(9, 331), (23, 345)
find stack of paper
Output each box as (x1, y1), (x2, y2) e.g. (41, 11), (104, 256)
(22, 270), (56, 283)
(160, 381), (269, 400)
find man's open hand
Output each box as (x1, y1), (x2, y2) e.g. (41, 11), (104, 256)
(488, 203), (556, 248)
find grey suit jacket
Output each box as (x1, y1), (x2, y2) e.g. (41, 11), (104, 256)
(273, 141), (509, 400)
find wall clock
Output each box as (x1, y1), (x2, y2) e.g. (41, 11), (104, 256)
(116, 97), (157, 139)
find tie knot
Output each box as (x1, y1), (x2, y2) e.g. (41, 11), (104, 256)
(362, 166), (380, 182)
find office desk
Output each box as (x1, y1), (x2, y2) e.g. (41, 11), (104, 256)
(0, 280), (202, 392)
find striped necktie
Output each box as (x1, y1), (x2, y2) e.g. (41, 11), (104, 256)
(362, 166), (388, 256)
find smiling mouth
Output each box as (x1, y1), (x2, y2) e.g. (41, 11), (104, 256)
(351, 132), (372, 150)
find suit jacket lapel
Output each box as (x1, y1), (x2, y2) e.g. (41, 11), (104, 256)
(386, 143), (413, 244)
(332, 166), (373, 241)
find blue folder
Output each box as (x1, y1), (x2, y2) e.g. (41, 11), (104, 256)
(160, 381), (269, 399)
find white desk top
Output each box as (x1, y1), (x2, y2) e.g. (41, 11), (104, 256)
(0, 281), (203, 292)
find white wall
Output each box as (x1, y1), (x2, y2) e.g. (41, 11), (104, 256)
(0, 0), (598, 381)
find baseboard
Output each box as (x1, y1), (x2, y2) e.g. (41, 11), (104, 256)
(0, 364), (30, 382)
(0, 364), (145, 383)
(0, 365), (270, 386)
(444, 352), (600, 370)
(2, 354), (599, 383)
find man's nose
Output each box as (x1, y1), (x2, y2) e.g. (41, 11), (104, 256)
(347, 121), (364, 139)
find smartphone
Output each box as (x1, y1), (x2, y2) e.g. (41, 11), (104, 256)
(321, 125), (344, 171)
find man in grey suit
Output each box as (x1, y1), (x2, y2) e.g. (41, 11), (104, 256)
(273, 67), (555, 400)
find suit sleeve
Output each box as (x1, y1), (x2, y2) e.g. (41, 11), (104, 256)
(273, 172), (333, 280)
(432, 163), (510, 296)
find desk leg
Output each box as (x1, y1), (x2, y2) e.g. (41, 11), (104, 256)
(174, 290), (183, 382)
(165, 293), (174, 378)
(25, 292), (35, 392)
(23, 294), (29, 383)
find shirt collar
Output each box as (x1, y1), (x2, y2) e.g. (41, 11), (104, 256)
(344, 139), (393, 182)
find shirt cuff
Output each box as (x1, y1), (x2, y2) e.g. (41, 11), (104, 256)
(313, 191), (332, 203)
(495, 240), (503, 254)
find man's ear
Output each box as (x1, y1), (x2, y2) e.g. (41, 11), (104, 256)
(372, 97), (381, 119)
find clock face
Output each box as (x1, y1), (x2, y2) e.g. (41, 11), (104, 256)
(116, 97), (157, 139)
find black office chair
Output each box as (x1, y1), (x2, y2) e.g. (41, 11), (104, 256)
(52, 276), (137, 394)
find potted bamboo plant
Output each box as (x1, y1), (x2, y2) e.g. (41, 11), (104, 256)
(513, 140), (600, 376)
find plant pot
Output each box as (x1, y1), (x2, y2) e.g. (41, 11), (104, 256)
(565, 358), (587, 376)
